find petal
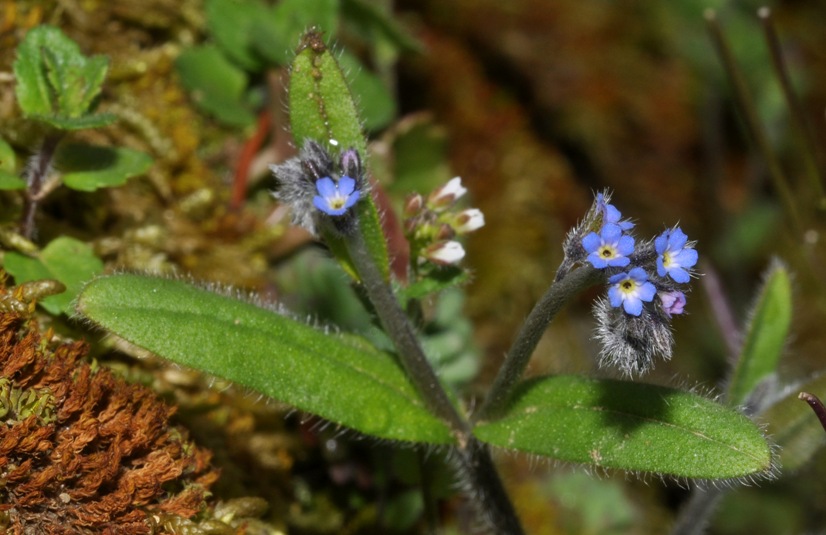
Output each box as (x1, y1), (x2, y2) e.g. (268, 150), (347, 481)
(338, 176), (356, 195)
(587, 253), (608, 269)
(669, 267), (690, 284)
(674, 248), (698, 269)
(656, 257), (667, 277)
(617, 235), (635, 256)
(654, 231), (669, 254)
(604, 204), (622, 223)
(315, 177), (337, 197)
(343, 190), (361, 209)
(623, 297), (643, 316)
(608, 272), (627, 284)
(582, 233), (601, 253)
(313, 195), (332, 214)
(608, 286), (624, 308)
(601, 223), (623, 242)
(628, 267), (648, 281)
(638, 281), (657, 302)
(607, 256), (630, 267)
(668, 227), (688, 250)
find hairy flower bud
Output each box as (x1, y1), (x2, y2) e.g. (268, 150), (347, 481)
(594, 298), (673, 376)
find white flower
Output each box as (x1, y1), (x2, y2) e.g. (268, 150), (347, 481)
(423, 240), (465, 265)
(427, 177), (467, 210)
(452, 208), (485, 234)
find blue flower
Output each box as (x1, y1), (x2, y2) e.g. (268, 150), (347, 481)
(313, 176), (360, 216)
(608, 268), (657, 316)
(655, 227), (698, 283)
(596, 193), (634, 231)
(582, 223), (634, 268)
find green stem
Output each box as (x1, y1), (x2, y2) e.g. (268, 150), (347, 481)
(705, 10), (804, 235)
(343, 223), (525, 535)
(476, 265), (603, 421)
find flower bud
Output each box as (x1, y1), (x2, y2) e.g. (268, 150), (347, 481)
(452, 208), (485, 234)
(423, 240), (465, 265)
(427, 177), (467, 211)
(404, 193), (424, 217)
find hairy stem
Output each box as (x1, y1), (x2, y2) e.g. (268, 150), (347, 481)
(21, 134), (62, 239)
(476, 265), (603, 421)
(344, 224), (525, 535)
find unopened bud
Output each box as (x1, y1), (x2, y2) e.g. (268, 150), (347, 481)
(452, 208), (485, 234)
(404, 193), (424, 217)
(423, 240), (465, 265)
(427, 177), (467, 211)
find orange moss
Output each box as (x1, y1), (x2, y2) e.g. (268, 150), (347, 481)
(0, 312), (218, 534)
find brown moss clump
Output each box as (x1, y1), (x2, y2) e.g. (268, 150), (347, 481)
(0, 311), (218, 534)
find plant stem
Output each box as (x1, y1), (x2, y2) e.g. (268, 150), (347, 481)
(705, 9), (804, 235)
(344, 225), (525, 535)
(21, 134), (62, 239)
(669, 486), (725, 535)
(475, 265), (603, 422)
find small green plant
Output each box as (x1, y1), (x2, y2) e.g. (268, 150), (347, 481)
(75, 30), (780, 534)
(1, 25), (152, 312)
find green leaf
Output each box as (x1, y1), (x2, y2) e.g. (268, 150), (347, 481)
(4, 236), (104, 315)
(726, 260), (792, 406)
(288, 31), (390, 281)
(0, 139), (25, 190)
(175, 45), (256, 127)
(400, 266), (468, 301)
(55, 143), (153, 191)
(14, 25), (114, 129)
(762, 375), (826, 472)
(473, 375), (773, 479)
(252, 0), (340, 66)
(76, 273), (453, 444)
(205, 0), (269, 71)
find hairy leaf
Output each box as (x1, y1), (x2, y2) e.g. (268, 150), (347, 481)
(288, 31), (389, 280)
(474, 375), (773, 479)
(14, 25), (115, 129)
(727, 260), (792, 406)
(76, 274), (453, 444)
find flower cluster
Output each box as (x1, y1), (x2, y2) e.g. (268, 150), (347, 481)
(403, 177), (485, 267)
(566, 192), (698, 375)
(269, 140), (364, 236)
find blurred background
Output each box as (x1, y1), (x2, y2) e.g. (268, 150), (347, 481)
(2, 0), (826, 533)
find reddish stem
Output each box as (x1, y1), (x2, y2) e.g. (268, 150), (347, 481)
(231, 109), (272, 211)
(799, 392), (826, 433)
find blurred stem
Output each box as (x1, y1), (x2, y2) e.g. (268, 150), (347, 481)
(21, 133), (62, 239)
(344, 222), (525, 535)
(475, 265), (603, 422)
(758, 7), (826, 203)
(705, 10), (804, 235)
(670, 487), (725, 535)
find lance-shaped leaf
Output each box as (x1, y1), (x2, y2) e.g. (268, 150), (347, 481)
(14, 25), (115, 130)
(288, 31), (390, 281)
(76, 273), (453, 444)
(761, 375), (826, 472)
(726, 260), (792, 406)
(473, 375), (772, 479)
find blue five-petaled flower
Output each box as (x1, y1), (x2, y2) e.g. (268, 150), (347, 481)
(313, 176), (360, 216)
(583, 223), (634, 269)
(608, 267), (657, 316)
(655, 227), (698, 283)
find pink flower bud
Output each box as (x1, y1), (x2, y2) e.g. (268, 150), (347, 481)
(403, 193), (424, 217)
